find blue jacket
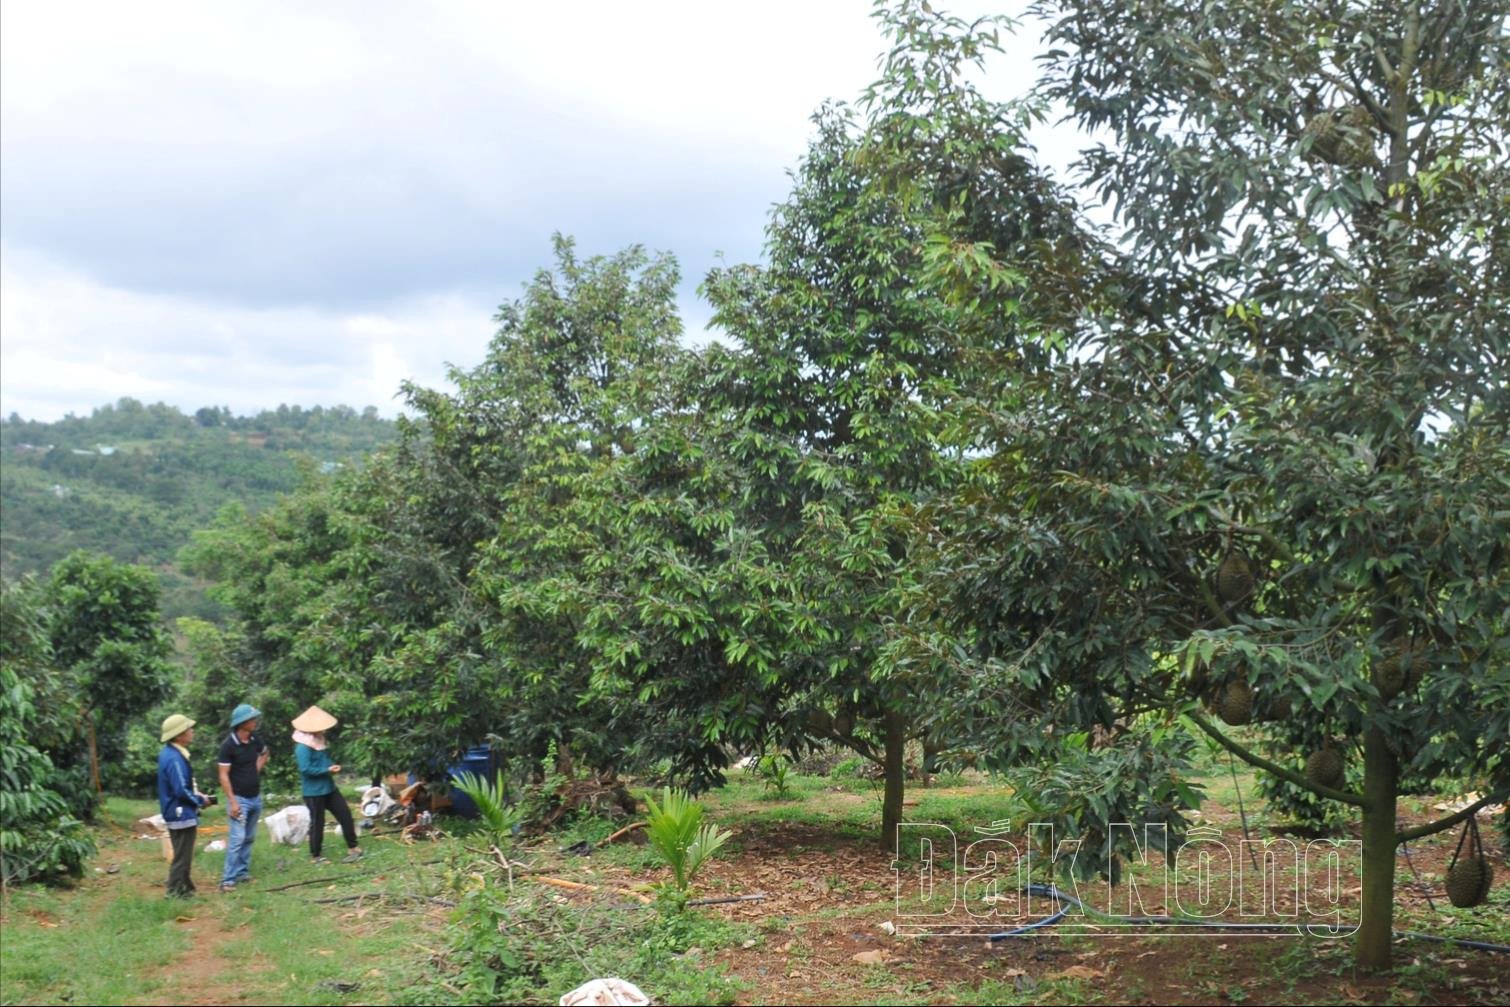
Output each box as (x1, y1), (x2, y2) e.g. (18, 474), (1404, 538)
(157, 745), (207, 826)
(295, 742), (335, 797)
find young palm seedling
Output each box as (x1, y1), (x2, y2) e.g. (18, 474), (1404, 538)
(643, 786), (732, 902)
(451, 769), (523, 849)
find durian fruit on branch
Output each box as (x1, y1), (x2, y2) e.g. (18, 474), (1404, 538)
(1215, 550), (1255, 607)
(1212, 679), (1255, 726)
(1445, 819), (1495, 909)
(1300, 104), (1380, 170)
(1304, 745), (1346, 790)
(1374, 640), (1427, 700)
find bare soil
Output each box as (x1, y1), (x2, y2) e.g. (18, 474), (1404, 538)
(556, 805), (1509, 1006)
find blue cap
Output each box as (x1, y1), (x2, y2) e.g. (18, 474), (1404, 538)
(230, 703), (261, 728)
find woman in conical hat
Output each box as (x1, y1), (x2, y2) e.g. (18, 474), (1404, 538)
(291, 706), (363, 864)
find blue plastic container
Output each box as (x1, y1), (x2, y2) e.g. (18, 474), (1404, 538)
(444, 744), (499, 819)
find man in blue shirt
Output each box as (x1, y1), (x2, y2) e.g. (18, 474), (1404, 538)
(216, 703), (270, 893)
(157, 714), (211, 898)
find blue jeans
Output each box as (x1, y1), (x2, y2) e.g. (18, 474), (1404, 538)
(221, 794), (262, 885)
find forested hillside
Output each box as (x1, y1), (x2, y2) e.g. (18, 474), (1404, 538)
(1, 398), (396, 620)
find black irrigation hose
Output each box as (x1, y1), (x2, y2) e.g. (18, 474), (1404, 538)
(1393, 931), (1510, 954)
(988, 883), (1510, 953)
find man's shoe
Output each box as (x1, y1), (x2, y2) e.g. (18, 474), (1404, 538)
(218, 882), (236, 894)
(341, 848), (364, 863)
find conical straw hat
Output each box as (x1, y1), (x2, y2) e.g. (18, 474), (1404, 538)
(291, 705), (338, 732)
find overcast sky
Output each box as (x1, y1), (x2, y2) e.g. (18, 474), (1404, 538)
(1, 1), (1064, 422)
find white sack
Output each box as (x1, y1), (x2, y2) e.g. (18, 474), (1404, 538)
(558, 977), (650, 1006)
(262, 804), (311, 845)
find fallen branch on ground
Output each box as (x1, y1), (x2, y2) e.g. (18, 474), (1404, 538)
(687, 892), (766, 907)
(534, 875), (652, 904)
(264, 872), (369, 892)
(306, 892), (456, 907)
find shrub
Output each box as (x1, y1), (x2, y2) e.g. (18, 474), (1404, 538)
(757, 754), (794, 798)
(0, 584), (96, 884)
(430, 886), (745, 1005)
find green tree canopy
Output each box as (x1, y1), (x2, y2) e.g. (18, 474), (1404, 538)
(0, 577), (96, 884)
(890, 0), (1509, 971)
(44, 551), (175, 796)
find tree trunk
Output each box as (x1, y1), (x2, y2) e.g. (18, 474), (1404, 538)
(922, 735), (939, 788)
(86, 711), (102, 796)
(1356, 724), (1398, 971)
(881, 711), (907, 853)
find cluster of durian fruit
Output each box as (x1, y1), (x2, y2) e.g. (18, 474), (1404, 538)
(1201, 550), (1494, 908)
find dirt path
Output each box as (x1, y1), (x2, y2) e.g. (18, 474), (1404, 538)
(21, 806), (410, 1006)
(80, 819), (263, 1006)
(127, 904), (260, 1006)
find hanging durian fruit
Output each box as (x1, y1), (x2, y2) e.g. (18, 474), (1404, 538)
(1304, 746), (1346, 790)
(1404, 646), (1428, 690)
(1216, 550), (1255, 605)
(1302, 104), (1379, 169)
(1445, 819), (1495, 908)
(1445, 856), (1494, 908)
(1376, 641), (1428, 699)
(1215, 680), (1254, 726)
(1375, 648), (1409, 700)
(804, 709), (835, 736)
(1385, 729), (1417, 762)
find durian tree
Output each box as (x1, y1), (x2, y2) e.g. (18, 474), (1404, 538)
(886, 0), (1508, 973)
(510, 2), (1094, 849)
(689, 100), (990, 847)
(44, 551), (176, 798)
(187, 238), (698, 783)
(369, 235), (695, 780)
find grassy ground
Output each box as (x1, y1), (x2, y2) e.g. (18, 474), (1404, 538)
(2, 752), (1506, 1006)
(1, 796), (449, 1006)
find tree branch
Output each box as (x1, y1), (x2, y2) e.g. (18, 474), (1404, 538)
(1235, 524), (1298, 566)
(1194, 578), (1235, 628)
(827, 730), (882, 765)
(1187, 713), (1368, 807)
(1396, 789), (1509, 844)
(1342, 64), (1390, 129)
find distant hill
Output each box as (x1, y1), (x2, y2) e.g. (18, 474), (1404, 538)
(1, 399), (398, 621)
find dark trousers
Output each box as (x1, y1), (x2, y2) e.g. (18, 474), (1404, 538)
(305, 790), (358, 858)
(167, 825), (197, 897)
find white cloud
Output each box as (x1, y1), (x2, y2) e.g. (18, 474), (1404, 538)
(1, 2), (1083, 422)
(0, 246), (493, 419)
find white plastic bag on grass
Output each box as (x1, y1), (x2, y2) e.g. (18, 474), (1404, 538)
(559, 978), (650, 1006)
(262, 804), (311, 845)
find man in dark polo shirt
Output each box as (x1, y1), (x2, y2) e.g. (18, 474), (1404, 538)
(216, 703), (270, 892)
